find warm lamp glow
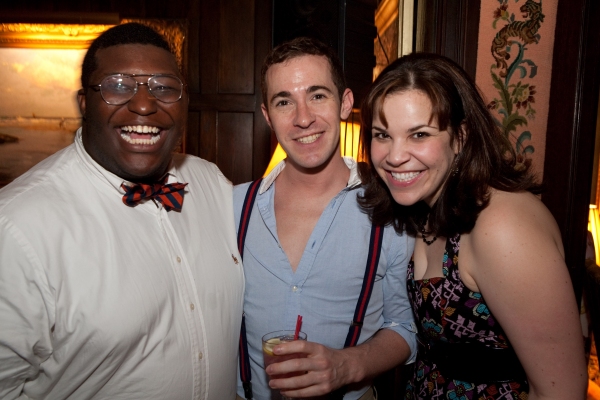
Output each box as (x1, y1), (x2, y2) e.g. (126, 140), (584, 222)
(340, 121), (363, 161)
(263, 121), (363, 177)
(263, 144), (288, 177)
(589, 205), (600, 265)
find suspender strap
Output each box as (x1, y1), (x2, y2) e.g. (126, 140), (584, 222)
(237, 179), (262, 259)
(343, 224), (385, 348)
(237, 179), (262, 399)
(332, 224), (385, 399)
(239, 314), (253, 399)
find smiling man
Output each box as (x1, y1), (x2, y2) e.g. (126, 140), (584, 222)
(234, 37), (417, 400)
(0, 23), (243, 399)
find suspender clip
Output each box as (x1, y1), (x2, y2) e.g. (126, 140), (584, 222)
(243, 382), (253, 399)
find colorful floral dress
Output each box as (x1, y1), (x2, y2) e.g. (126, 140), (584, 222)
(405, 234), (529, 399)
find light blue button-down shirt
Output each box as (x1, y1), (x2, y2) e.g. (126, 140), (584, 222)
(234, 157), (417, 400)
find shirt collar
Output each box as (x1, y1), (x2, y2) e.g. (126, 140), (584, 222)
(74, 127), (181, 195)
(259, 156), (361, 195)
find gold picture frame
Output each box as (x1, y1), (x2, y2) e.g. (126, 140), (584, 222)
(0, 23), (115, 49)
(0, 19), (187, 71)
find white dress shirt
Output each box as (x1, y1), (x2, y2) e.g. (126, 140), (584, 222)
(0, 128), (244, 399)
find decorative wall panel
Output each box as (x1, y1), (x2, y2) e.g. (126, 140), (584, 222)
(475, 0), (557, 179)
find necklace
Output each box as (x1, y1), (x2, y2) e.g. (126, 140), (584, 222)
(419, 214), (437, 245)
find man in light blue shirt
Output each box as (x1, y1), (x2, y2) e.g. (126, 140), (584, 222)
(234, 37), (416, 400)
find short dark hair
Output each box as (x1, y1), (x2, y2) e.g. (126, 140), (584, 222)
(81, 23), (173, 88)
(260, 36), (346, 108)
(358, 52), (541, 237)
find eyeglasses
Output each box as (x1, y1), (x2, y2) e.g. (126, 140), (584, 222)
(88, 74), (184, 105)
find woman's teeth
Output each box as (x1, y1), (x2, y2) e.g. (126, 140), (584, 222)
(391, 171), (420, 182)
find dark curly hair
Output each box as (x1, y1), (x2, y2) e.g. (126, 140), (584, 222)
(261, 36), (346, 108)
(81, 23), (172, 89)
(358, 52), (541, 237)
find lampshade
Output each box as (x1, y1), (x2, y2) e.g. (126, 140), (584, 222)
(263, 121), (363, 177)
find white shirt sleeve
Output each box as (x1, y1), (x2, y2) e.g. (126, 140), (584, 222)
(0, 215), (53, 400)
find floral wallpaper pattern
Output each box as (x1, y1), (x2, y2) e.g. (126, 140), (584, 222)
(475, 0), (557, 178)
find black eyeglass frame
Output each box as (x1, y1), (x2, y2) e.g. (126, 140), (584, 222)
(87, 73), (185, 105)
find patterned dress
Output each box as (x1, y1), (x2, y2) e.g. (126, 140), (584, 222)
(405, 234), (529, 399)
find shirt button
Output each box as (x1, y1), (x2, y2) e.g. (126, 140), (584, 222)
(190, 303), (195, 311)
(292, 285), (298, 292)
(198, 352), (203, 360)
(176, 256), (181, 263)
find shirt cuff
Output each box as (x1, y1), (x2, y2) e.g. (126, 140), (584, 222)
(381, 320), (418, 364)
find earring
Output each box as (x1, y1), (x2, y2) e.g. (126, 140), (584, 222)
(452, 154), (461, 176)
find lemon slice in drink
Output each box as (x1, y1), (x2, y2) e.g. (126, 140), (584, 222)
(262, 337), (282, 356)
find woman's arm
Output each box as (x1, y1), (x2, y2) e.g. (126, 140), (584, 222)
(461, 190), (587, 400)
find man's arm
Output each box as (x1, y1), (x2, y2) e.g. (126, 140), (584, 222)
(0, 218), (51, 399)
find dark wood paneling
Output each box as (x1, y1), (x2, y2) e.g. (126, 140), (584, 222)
(217, 112), (254, 183)
(186, 111), (201, 157)
(542, 0), (600, 301)
(219, 0), (255, 94)
(199, 112), (217, 163)
(416, 0), (480, 78)
(194, 0), (272, 183)
(252, 0), (273, 177)
(189, 94), (256, 112)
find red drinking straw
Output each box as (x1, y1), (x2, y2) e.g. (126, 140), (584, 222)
(294, 315), (303, 340)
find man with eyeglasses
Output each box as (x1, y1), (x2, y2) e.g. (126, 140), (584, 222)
(0, 23), (243, 399)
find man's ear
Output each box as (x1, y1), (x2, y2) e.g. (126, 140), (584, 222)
(77, 89), (86, 119)
(261, 103), (273, 130)
(340, 88), (354, 120)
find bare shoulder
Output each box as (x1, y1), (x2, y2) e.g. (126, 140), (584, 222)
(470, 190), (563, 256)
(459, 189), (566, 290)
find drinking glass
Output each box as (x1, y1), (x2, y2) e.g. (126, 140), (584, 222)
(262, 330), (307, 399)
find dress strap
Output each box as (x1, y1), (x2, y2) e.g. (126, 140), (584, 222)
(442, 234), (461, 277)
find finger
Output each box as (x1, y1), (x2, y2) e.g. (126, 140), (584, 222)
(266, 356), (309, 376)
(277, 376), (338, 398)
(269, 371), (336, 397)
(273, 339), (315, 355)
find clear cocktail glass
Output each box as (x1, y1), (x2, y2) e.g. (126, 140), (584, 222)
(262, 330), (307, 399)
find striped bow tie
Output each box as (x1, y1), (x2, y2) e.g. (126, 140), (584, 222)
(121, 181), (188, 212)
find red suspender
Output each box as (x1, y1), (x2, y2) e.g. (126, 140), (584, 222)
(343, 224), (385, 348)
(237, 180), (384, 399)
(237, 179), (262, 400)
(237, 179), (262, 259)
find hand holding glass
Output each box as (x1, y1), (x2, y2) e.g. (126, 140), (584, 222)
(262, 330), (307, 398)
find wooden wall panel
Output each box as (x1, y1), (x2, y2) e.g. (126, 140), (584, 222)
(219, 0), (255, 94)
(192, 0), (272, 183)
(217, 112), (254, 183)
(199, 111), (217, 163)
